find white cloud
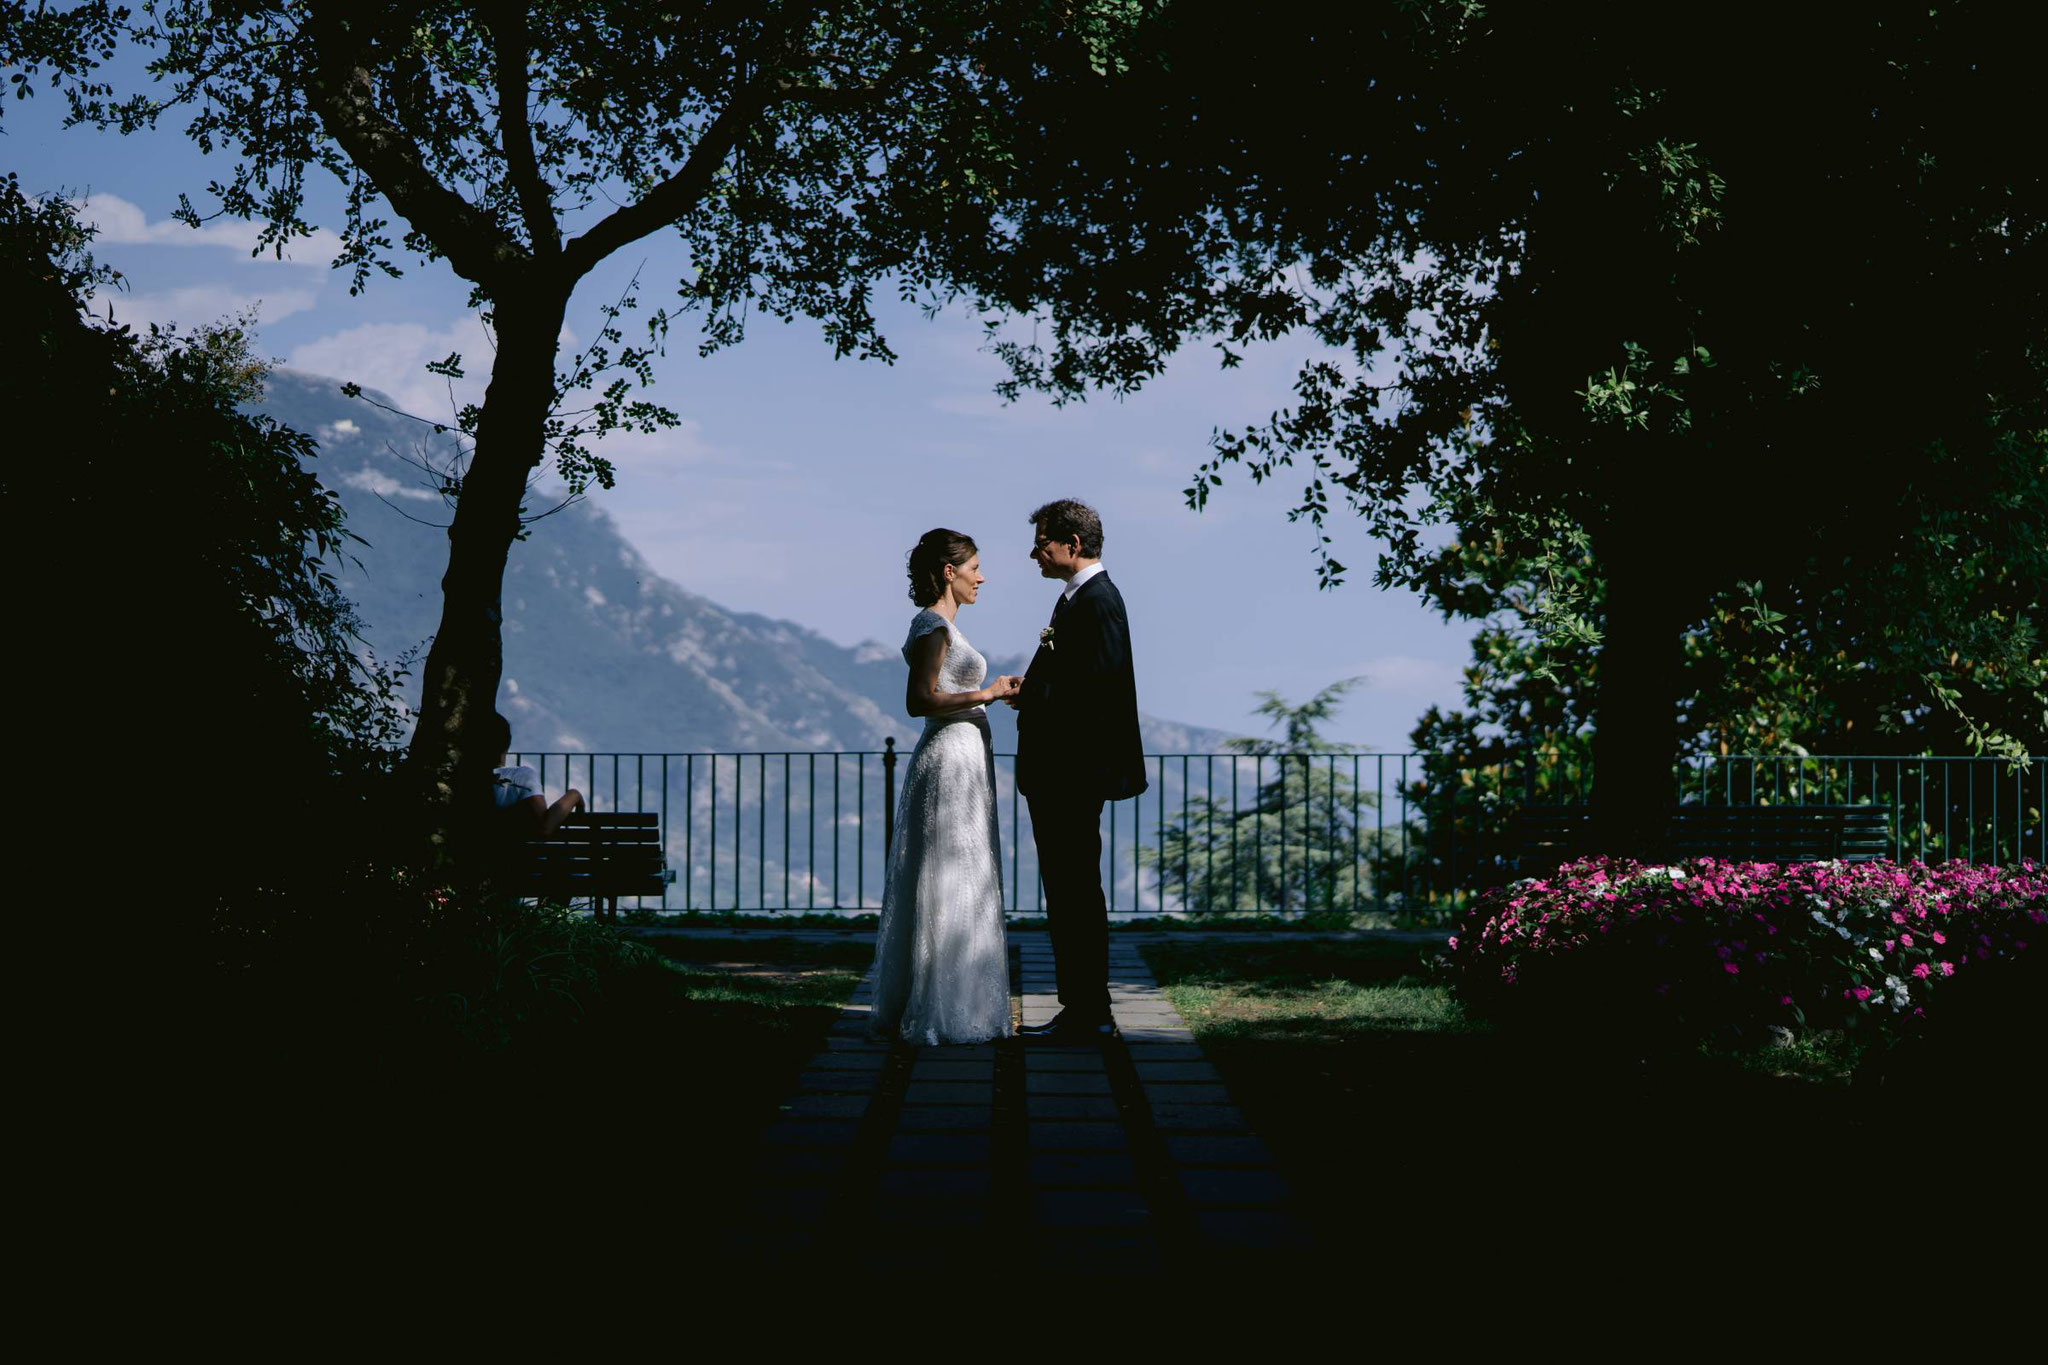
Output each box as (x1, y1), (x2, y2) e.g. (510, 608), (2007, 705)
(1347, 654), (1466, 700)
(287, 316), (494, 423)
(927, 391), (1055, 423)
(72, 193), (344, 268)
(574, 418), (722, 470)
(87, 282), (317, 333)
(341, 466), (440, 502)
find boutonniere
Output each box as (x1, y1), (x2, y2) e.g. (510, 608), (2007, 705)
(1039, 626), (1056, 651)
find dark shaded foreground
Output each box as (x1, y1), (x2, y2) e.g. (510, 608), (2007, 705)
(1147, 940), (2046, 1272)
(175, 939), (865, 1275)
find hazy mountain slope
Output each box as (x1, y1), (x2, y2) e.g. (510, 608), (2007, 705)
(261, 368), (1233, 759)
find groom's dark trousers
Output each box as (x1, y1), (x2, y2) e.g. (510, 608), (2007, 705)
(1016, 570), (1148, 1021)
(1026, 793), (1111, 1016)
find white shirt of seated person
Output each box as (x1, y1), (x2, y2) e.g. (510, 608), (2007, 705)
(491, 764), (542, 809)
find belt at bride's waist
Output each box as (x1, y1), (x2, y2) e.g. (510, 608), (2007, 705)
(921, 707), (989, 734)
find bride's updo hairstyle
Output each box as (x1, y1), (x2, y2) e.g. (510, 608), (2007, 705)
(907, 528), (978, 606)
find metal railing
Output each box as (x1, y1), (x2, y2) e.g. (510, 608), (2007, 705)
(509, 747), (2042, 917)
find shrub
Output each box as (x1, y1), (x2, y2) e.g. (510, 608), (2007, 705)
(1445, 856), (2045, 1046)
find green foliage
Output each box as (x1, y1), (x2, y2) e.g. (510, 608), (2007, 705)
(57, 2), (1152, 482)
(1142, 681), (1395, 914)
(419, 896), (672, 1052)
(1446, 857), (2047, 1056)
(1, 179), (441, 1054)
(43, 2), (1162, 826)
(0, 0), (127, 125)
(935, 3), (2045, 787)
(6, 175), (411, 794)
(1417, 446), (2045, 767)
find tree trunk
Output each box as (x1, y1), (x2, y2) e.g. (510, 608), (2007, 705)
(406, 282), (569, 869)
(1590, 532), (1692, 860)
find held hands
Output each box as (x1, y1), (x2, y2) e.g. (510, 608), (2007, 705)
(988, 674), (1025, 708)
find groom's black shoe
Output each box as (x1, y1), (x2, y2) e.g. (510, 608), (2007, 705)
(1019, 1010), (1117, 1043)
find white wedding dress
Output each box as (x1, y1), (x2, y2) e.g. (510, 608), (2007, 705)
(869, 609), (1013, 1045)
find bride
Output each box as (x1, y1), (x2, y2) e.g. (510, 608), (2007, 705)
(868, 529), (1021, 1045)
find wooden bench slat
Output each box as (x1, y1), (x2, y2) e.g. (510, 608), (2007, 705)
(512, 810), (671, 920)
(1509, 803), (1897, 870)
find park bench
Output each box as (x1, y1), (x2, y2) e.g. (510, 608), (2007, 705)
(519, 812), (673, 921)
(1512, 804), (1894, 875)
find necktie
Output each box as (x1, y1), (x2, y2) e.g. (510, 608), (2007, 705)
(1051, 591), (1070, 623)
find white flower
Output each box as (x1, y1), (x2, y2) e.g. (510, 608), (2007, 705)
(1039, 625), (1056, 651)
(1835, 926), (1851, 940)
(1867, 947), (1883, 960)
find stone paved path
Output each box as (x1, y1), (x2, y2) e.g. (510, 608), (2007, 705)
(732, 931), (1311, 1272)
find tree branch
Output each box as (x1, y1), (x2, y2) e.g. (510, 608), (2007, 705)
(559, 76), (774, 279)
(773, 41), (930, 109)
(303, 5), (527, 290)
(560, 1), (945, 279)
(486, 6), (559, 256)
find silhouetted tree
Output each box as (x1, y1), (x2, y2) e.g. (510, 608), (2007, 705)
(1143, 682), (1388, 914)
(33, 1), (1144, 867)
(2, 173), (412, 957)
(934, 2), (2046, 852)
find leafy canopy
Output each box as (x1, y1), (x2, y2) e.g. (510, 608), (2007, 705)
(935, 2), (2045, 757)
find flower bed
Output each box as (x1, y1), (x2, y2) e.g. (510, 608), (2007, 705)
(1445, 857), (2046, 1045)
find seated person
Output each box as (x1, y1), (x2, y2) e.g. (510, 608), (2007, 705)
(484, 711), (586, 838)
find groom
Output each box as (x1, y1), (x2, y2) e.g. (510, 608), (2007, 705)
(1009, 499), (1148, 1042)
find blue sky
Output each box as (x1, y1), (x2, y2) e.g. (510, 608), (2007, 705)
(4, 74), (1477, 750)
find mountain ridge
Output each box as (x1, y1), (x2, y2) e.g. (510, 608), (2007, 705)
(261, 367), (1234, 759)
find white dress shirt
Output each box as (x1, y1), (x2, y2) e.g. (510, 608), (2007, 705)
(1062, 561), (1106, 601)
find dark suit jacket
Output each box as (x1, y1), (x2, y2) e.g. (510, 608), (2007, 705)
(1016, 571), (1149, 801)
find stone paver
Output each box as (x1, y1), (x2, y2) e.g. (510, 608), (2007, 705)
(888, 1134), (990, 1163)
(728, 928), (1310, 1267)
(1030, 1153), (1139, 1185)
(1027, 1121), (1128, 1151)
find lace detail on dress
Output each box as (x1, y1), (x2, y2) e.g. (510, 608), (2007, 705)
(869, 609), (1011, 1045)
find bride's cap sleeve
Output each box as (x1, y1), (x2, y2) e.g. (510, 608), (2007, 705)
(901, 608), (950, 664)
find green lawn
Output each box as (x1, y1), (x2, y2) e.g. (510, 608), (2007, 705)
(197, 932), (868, 1261)
(1145, 939), (1890, 1261)
(595, 935), (871, 1148)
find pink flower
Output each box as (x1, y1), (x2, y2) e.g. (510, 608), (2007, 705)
(1779, 995), (1794, 1006)
(1446, 936), (1458, 950)
(1930, 931), (1946, 945)
(1723, 962), (1741, 975)
(1899, 932), (1914, 948)
(1938, 960), (1955, 977)
(1884, 938), (1897, 953)
(1911, 962), (1931, 979)
(1847, 985), (1873, 1002)
(1891, 911), (1907, 925)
